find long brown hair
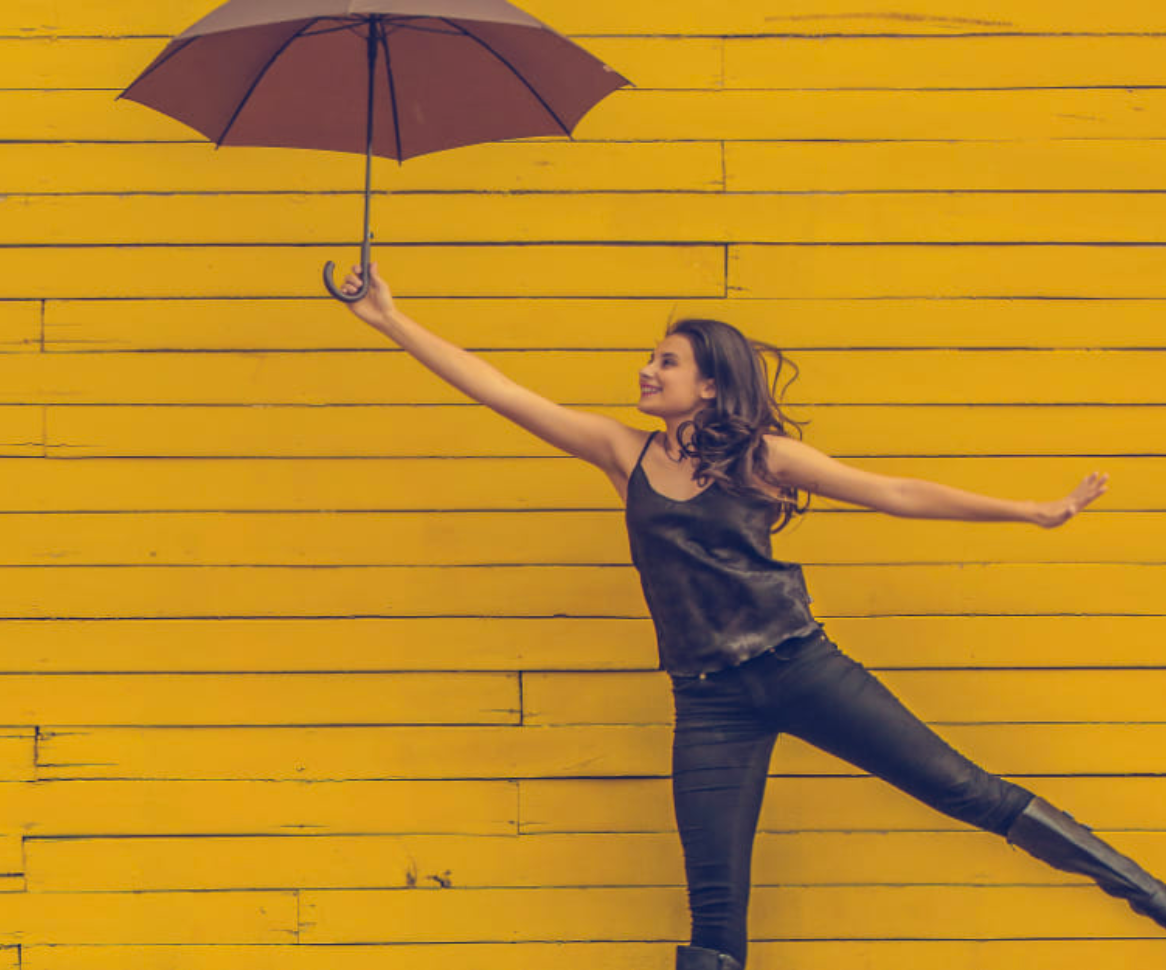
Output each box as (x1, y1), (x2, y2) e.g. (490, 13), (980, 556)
(666, 317), (810, 533)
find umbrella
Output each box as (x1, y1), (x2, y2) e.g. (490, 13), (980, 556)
(119, 0), (630, 301)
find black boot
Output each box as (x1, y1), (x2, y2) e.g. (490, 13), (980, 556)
(1005, 796), (1166, 929)
(676, 944), (743, 970)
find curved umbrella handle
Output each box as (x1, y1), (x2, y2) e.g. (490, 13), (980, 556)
(323, 229), (374, 303)
(322, 258), (369, 303)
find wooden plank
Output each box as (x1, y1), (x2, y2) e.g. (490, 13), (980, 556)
(5, 615), (1166, 674)
(41, 297), (1166, 352)
(0, 616), (660, 672)
(0, 672), (518, 726)
(0, 303), (39, 352)
(520, 776), (1166, 833)
(0, 36), (719, 91)
(42, 403), (1166, 456)
(0, 245), (725, 300)
(0, 779), (516, 836)
(20, 192), (1166, 245)
(9, 0), (1166, 37)
(0, 456), (1163, 514)
(0, 729), (35, 782)
(0, 509), (1160, 566)
(580, 89), (1166, 141)
(18, 941), (1166, 970)
(4, 349), (1166, 404)
(0, 562), (1161, 618)
(0, 891), (295, 944)
(0, 142), (722, 194)
(725, 36), (1166, 88)
(26, 830), (1166, 891)
(731, 244), (1166, 298)
(522, 669), (1166, 726)
(0, 407), (43, 456)
(23, 89), (1166, 144)
(33, 723), (1166, 780)
(728, 140), (1166, 192)
(299, 884), (1158, 942)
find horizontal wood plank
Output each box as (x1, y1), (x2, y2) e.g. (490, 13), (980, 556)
(728, 140), (1166, 192)
(20, 192), (1166, 245)
(0, 36), (720, 93)
(521, 776), (1166, 833)
(0, 672), (518, 726)
(726, 36), (1166, 88)
(20, 89), (1166, 143)
(0, 407), (43, 456)
(299, 884), (1159, 942)
(1, 615), (1164, 673)
(25, 830), (1166, 891)
(731, 244), (1166, 298)
(0, 730), (35, 782)
(34, 723), (1166, 780)
(0, 779), (515, 836)
(18, 33), (1166, 94)
(40, 297), (1166, 352)
(0, 303), (39, 351)
(523, 669), (1166, 726)
(0, 563), (1159, 617)
(3, 349), (1165, 404)
(9, 1), (1166, 37)
(578, 89), (1166, 141)
(0, 891), (295, 945)
(0, 245), (724, 300)
(0, 456), (1162, 513)
(42, 404), (1166, 457)
(0, 509), (1158, 566)
(0, 142), (722, 194)
(18, 941), (1166, 970)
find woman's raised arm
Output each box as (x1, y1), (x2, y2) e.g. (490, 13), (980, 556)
(340, 263), (640, 474)
(762, 434), (1108, 529)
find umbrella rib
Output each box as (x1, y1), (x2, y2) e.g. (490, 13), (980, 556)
(379, 26), (405, 161)
(438, 19), (571, 137)
(215, 19), (319, 146)
(117, 37), (198, 99)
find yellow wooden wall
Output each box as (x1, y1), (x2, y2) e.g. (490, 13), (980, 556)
(1, 1), (1165, 967)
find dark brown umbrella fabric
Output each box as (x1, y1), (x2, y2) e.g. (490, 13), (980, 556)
(120, 0), (630, 161)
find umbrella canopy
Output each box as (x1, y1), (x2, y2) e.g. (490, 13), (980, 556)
(119, 0), (630, 299)
(121, 0), (628, 161)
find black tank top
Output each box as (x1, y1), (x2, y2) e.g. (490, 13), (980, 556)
(625, 430), (822, 676)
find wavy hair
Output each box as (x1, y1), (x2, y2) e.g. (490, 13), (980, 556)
(665, 317), (810, 533)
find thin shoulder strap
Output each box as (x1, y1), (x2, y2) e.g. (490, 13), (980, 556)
(634, 431), (656, 469)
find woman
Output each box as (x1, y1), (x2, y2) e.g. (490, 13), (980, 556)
(340, 264), (1166, 969)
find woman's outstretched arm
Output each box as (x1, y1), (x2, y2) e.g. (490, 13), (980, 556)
(339, 263), (641, 474)
(763, 434), (1107, 529)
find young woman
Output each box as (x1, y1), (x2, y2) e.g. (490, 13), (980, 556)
(340, 264), (1166, 969)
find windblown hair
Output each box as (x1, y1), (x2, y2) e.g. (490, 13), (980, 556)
(666, 317), (810, 533)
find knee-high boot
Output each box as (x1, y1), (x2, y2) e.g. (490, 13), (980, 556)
(1005, 796), (1166, 929)
(676, 944), (743, 970)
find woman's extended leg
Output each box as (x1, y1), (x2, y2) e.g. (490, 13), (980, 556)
(670, 669), (778, 969)
(750, 631), (1166, 930)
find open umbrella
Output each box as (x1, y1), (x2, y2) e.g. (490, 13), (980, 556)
(119, 0), (630, 301)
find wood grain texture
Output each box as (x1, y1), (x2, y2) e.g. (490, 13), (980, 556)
(33, 723), (1166, 780)
(38, 297), (1166, 351)
(18, 941), (1166, 970)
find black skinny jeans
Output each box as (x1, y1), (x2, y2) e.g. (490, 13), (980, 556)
(669, 627), (1035, 967)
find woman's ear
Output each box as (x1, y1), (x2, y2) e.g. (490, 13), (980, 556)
(700, 379), (716, 401)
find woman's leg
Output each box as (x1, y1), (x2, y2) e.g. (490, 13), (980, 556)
(747, 632), (1166, 929)
(670, 668), (777, 968)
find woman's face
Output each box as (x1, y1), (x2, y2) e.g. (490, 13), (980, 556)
(637, 333), (716, 417)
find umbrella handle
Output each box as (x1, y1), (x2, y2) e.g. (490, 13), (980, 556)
(322, 256), (371, 304)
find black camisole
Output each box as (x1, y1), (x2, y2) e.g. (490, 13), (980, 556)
(625, 430), (822, 676)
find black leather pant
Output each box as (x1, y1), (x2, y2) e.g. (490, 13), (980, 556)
(669, 627), (1035, 967)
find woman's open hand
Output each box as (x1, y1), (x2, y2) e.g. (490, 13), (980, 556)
(1032, 471), (1109, 528)
(341, 262), (396, 331)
